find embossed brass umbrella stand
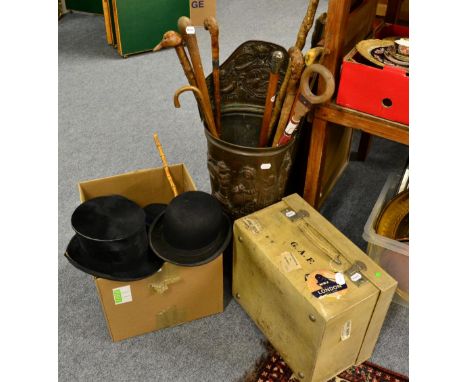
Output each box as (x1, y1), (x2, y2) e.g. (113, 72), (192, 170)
(204, 40), (297, 220)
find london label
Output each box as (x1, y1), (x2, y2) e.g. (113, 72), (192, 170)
(306, 270), (348, 299)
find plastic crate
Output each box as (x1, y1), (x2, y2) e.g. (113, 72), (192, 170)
(363, 173), (409, 307)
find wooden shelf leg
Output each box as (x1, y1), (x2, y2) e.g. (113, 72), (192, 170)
(356, 131), (372, 161)
(303, 117), (328, 208)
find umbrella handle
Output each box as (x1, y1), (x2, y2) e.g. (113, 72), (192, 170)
(299, 64), (335, 106)
(173, 85), (219, 139)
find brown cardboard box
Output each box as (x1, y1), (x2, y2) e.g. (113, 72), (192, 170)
(77, 164), (224, 341)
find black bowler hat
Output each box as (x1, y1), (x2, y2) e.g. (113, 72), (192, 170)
(149, 191), (232, 266)
(64, 195), (164, 281)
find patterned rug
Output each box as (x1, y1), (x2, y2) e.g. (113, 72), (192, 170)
(243, 347), (408, 382)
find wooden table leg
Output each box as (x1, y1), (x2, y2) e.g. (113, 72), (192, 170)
(385, 0), (403, 23)
(303, 116), (328, 208)
(356, 131), (372, 161)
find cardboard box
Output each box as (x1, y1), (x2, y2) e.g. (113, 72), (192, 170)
(104, 0), (216, 57)
(233, 194), (397, 382)
(78, 164), (224, 341)
(336, 24), (409, 125)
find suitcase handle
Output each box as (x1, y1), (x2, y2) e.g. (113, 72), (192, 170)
(297, 220), (346, 266)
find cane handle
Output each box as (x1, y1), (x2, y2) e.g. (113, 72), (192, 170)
(173, 85), (219, 138)
(299, 64), (335, 105)
(173, 85), (203, 108)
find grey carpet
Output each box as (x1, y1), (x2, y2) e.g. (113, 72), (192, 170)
(59, 1), (408, 380)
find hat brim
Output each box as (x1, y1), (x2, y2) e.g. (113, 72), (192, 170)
(148, 211), (232, 266)
(64, 235), (164, 281)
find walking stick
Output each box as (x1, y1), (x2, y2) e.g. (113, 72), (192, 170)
(304, 47), (324, 66)
(153, 31), (201, 110)
(203, 16), (222, 135)
(173, 85), (219, 139)
(274, 64), (335, 147)
(177, 17), (217, 137)
(153, 133), (178, 197)
(272, 47), (305, 147)
(258, 50), (285, 147)
(268, 0), (321, 141)
(153, 31), (196, 88)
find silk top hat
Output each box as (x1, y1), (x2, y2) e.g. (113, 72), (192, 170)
(65, 195), (164, 281)
(149, 191), (232, 266)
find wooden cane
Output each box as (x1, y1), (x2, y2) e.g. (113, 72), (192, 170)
(304, 46), (324, 66)
(267, 0), (320, 141)
(177, 17), (217, 138)
(203, 16), (222, 136)
(258, 51), (285, 147)
(153, 133), (179, 197)
(153, 31), (202, 113)
(273, 47), (324, 145)
(272, 48), (305, 147)
(274, 64), (335, 147)
(153, 31), (197, 89)
(173, 85), (219, 138)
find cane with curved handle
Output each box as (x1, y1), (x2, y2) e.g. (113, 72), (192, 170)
(274, 64), (335, 147)
(178, 17), (217, 137)
(173, 85), (219, 139)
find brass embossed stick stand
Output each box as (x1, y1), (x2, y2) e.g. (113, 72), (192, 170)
(203, 40), (296, 220)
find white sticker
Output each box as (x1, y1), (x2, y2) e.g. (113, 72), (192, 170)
(335, 272), (346, 285)
(186, 26), (195, 34)
(260, 163), (271, 170)
(285, 210), (296, 218)
(280, 252), (302, 273)
(112, 285), (132, 305)
(285, 120), (298, 135)
(341, 320), (352, 341)
(351, 273), (362, 282)
(270, 95), (276, 103)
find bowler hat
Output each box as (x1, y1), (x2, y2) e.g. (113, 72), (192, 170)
(65, 195), (164, 281)
(149, 191), (232, 266)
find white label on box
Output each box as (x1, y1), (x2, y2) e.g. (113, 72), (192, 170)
(351, 273), (362, 282)
(260, 163), (271, 170)
(112, 285), (132, 305)
(186, 26), (196, 34)
(335, 272), (346, 285)
(341, 320), (352, 341)
(280, 252), (302, 273)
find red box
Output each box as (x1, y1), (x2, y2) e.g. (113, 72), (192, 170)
(336, 25), (409, 125)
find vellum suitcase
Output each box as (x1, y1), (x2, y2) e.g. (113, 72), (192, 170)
(232, 194), (397, 382)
